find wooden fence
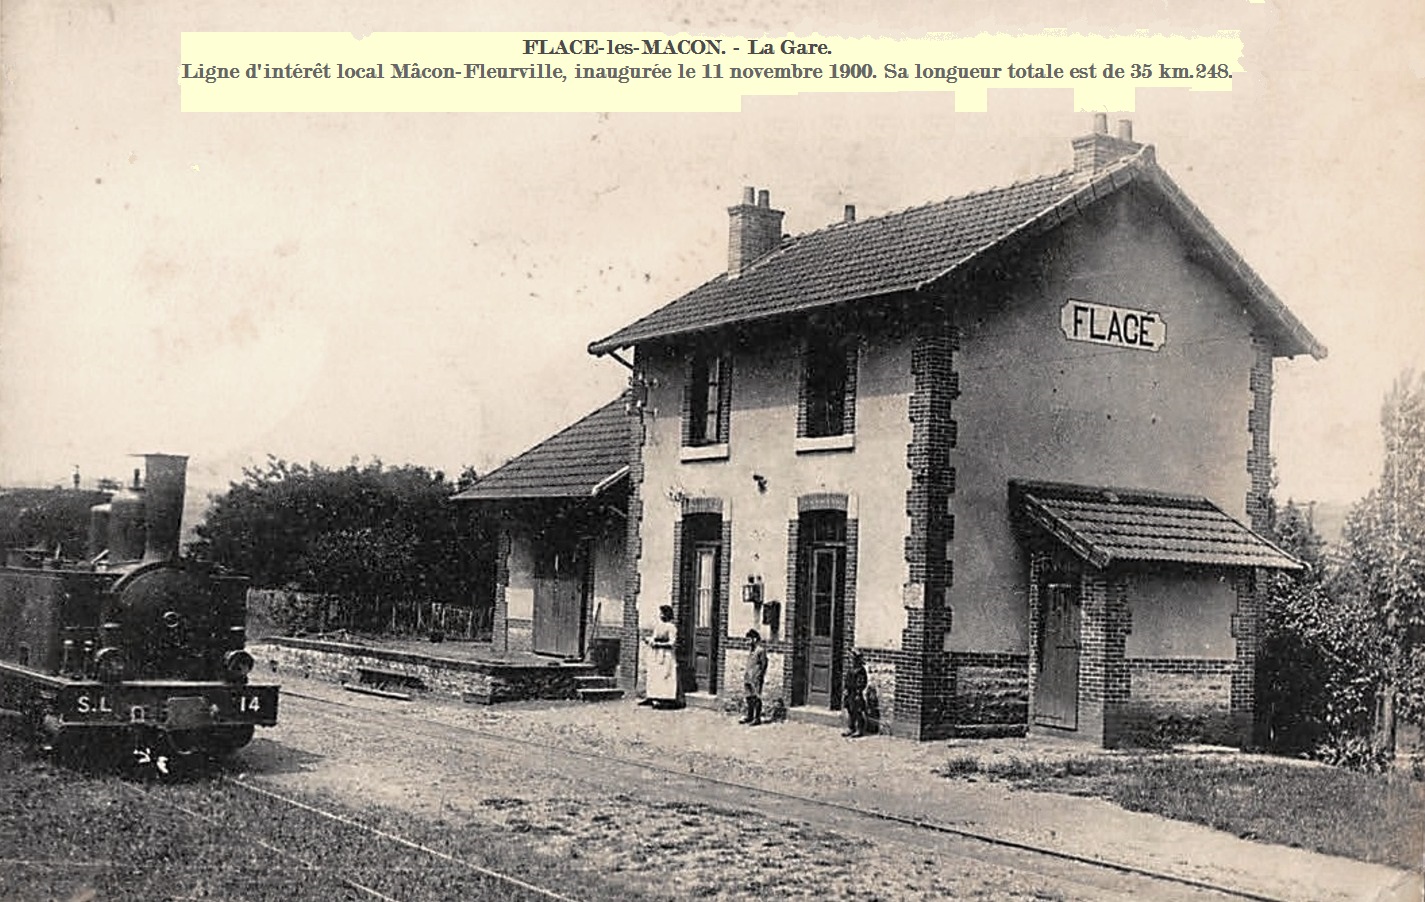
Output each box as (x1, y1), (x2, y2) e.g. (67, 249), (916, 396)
(245, 588), (492, 641)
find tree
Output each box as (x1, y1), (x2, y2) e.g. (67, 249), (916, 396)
(191, 457), (489, 633)
(0, 488), (111, 560)
(1338, 372), (1425, 739)
(1259, 499), (1386, 760)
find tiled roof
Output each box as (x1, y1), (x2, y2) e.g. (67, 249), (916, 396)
(1011, 480), (1302, 571)
(452, 397), (630, 501)
(588, 150), (1325, 360)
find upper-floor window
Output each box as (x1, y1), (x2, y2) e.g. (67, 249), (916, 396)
(801, 331), (857, 439)
(685, 350), (731, 447)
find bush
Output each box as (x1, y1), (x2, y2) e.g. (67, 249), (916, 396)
(1314, 734), (1393, 774)
(193, 458), (495, 633)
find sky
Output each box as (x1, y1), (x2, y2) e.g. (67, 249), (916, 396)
(2, 0), (1422, 516)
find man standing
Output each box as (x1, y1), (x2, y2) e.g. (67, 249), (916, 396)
(741, 629), (768, 726)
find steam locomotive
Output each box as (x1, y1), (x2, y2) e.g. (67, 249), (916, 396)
(0, 454), (278, 762)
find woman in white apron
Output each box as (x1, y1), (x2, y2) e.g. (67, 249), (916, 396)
(644, 604), (682, 708)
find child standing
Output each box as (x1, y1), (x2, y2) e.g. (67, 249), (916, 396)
(843, 650), (868, 737)
(740, 629), (768, 725)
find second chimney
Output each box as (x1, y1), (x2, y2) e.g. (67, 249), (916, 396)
(727, 186), (784, 277)
(1071, 115), (1143, 181)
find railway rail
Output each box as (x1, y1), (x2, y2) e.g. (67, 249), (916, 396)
(276, 689), (1290, 902)
(124, 777), (584, 902)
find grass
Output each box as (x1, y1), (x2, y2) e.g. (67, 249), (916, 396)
(0, 742), (667, 902)
(938, 752), (1425, 871)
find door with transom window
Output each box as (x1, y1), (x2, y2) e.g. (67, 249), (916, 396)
(794, 510), (847, 709)
(679, 514), (722, 694)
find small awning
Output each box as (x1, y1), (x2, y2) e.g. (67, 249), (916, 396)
(453, 397), (630, 502)
(1011, 480), (1302, 571)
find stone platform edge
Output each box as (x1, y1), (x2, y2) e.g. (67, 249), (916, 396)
(253, 637), (596, 705)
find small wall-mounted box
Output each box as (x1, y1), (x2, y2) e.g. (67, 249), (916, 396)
(741, 575), (764, 605)
(760, 600), (781, 630)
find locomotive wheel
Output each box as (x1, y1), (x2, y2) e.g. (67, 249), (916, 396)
(8, 707), (47, 757)
(164, 725), (254, 761)
(201, 724), (256, 756)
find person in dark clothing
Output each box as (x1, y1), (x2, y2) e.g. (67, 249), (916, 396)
(843, 650), (868, 737)
(740, 629), (768, 725)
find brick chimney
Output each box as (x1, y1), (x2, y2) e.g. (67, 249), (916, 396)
(1071, 114), (1143, 180)
(727, 186), (784, 278)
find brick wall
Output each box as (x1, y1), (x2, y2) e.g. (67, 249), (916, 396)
(1231, 569), (1260, 746)
(860, 651), (898, 734)
(1120, 659), (1236, 745)
(951, 654), (1029, 736)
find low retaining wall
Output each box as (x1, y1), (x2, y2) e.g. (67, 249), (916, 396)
(254, 637), (595, 704)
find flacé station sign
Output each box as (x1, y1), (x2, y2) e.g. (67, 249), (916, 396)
(1059, 299), (1165, 351)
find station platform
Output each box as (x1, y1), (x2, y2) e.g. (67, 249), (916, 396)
(252, 635), (622, 704)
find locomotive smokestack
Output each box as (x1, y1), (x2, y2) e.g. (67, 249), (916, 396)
(140, 454), (188, 563)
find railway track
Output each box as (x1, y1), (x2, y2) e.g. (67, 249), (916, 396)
(273, 689), (1290, 902)
(124, 777), (586, 902)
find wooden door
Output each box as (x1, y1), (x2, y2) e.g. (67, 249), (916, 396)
(805, 546), (845, 707)
(795, 510), (847, 709)
(533, 541), (585, 658)
(1034, 582), (1080, 729)
(689, 543), (720, 692)
(678, 513), (723, 694)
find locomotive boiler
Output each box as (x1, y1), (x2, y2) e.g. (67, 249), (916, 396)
(0, 454), (278, 761)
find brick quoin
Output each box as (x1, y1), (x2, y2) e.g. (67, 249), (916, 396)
(1246, 334), (1274, 533)
(716, 518), (733, 696)
(618, 355), (650, 693)
(1240, 334), (1274, 745)
(899, 310), (960, 740)
(492, 525), (513, 654)
(841, 518), (860, 707)
(781, 517), (800, 707)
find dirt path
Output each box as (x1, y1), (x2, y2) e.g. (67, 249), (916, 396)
(236, 677), (1420, 902)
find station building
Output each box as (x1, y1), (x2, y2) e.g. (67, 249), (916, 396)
(467, 117), (1324, 746)
(453, 398), (629, 667)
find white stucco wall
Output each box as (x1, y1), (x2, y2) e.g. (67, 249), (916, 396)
(637, 322), (914, 653)
(592, 526), (625, 628)
(505, 527), (535, 622)
(951, 189), (1259, 654)
(1125, 569), (1237, 660)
